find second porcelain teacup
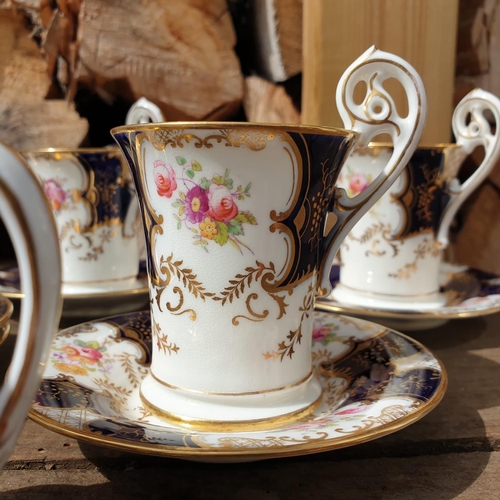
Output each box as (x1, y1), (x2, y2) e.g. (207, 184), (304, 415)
(111, 47), (427, 429)
(22, 148), (141, 286)
(335, 89), (500, 310)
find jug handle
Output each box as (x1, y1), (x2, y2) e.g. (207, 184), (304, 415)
(318, 46), (427, 295)
(125, 97), (165, 125)
(436, 89), (500, 247)
(0, 143), (62, 467)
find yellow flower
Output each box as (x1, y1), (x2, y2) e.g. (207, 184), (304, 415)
(199, 218), (218, 240)
(53, 362), (88, 376)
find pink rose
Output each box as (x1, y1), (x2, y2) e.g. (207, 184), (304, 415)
(336, 406), (364, 416)
(43, 179), (66, 211)
(207, 184), (238, 222)
(349, 173), (369, 195)
(312, 326), (329, 342)
(153, 160), (177, 198)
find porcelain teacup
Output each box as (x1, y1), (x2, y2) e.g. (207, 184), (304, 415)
(21, 148), (142, 288)
(0, 143), (62, 467)
(111, 47), (427, 429)
(334, 89), (500, 311)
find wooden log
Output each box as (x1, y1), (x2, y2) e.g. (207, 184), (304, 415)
(252, 0), (303, 82)
(75, 0), (244, 121)
(243, 76), (300, 123)
(455, 0), (500, 105)
(454, 183), (500, 274)
(302, 0), (459, 144)
(0, 8), (88, 149)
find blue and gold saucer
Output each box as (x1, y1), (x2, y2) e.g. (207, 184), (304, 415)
(317, 263), (500, 331)
(29, 310), (446, 463)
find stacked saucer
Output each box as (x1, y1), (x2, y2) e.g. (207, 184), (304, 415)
(0, 296), (13, 346)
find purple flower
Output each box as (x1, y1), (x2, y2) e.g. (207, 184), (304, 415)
(185, 186), (209, 223)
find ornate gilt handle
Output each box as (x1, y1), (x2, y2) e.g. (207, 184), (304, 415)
(0, 143), (62, 467)
(319, 46), (427, 295)
(125, 97), (165, 125)
(437, 89), (500, 246)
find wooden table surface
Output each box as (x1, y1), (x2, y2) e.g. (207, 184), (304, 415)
(1, 309), (499, 499)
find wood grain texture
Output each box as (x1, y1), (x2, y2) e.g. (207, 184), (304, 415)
(243, 76), (300, 123)
(455, 183), (500, 274)
(76, 0), (244, 121)
(1, 452), (499, 498)
(302, 0), (459, 144)
(0, 8), (88, 149)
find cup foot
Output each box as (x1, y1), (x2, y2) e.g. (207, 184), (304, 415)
(139, 371), (323, 432)
(332, 284), (447, 311)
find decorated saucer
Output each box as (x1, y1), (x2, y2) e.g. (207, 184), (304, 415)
(0, 263), (149, 318)
(317, 263), (500, 330)
(29, 310), (446, 463)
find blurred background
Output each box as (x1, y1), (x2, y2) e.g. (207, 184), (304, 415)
(0, 0), (498, 274)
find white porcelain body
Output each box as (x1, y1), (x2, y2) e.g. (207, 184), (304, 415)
(336, 89), (500, 310)
(0, 143), (62, 467)
(112, 46), (427, 424)
(23, 149), (141, 285)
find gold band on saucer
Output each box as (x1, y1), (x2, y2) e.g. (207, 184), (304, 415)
(149, 369), (314, 397)
(139, 389), (323, 433)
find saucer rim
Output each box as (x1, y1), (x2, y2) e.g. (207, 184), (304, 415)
(0, 276), (148, 301)
(28, 310), (448, 460)
(315, 298), (500, 320)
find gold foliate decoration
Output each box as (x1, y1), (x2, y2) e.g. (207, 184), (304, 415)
(263, 283), (315, 361)
(153, 320), (179, 356)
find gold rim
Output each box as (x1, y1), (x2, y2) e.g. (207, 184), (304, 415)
(110, 121), (359, 139)
(315, 299), (500, 320)
(149, 369), (314, 396)
(27, 320), (447, 459)
(20, 147), (121, 154)
(139, 390), (323, 432)
(366, 142), (461, 150)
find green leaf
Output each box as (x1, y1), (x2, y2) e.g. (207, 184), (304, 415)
(227, 219), (243, 235)
(172, 201), (182, 208)
(224, 169), (229, 178)
(179, 192), (186, 200)
(186, 169), (194, 179)
(244, 183), (252, 193)
(176, 156), (187, 165)
(213, 222), (228, 246)
(191, 160), (202, 171)
(191, 227), (199, 234)
(178, 205), (185, 216)
(235, 211), (257, 225)
(177, 221), (182, 230)
(224, 179), (233, 190)
(200, 177), (210, 190)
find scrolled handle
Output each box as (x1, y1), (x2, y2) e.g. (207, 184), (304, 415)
(437, 88), (500, 246)
(318, 46), (427, 294)
(125, 97), (165, 125)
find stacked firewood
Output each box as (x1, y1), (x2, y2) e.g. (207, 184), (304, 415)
(0, 0), (301, 149)
(0, 0), (499, 273)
